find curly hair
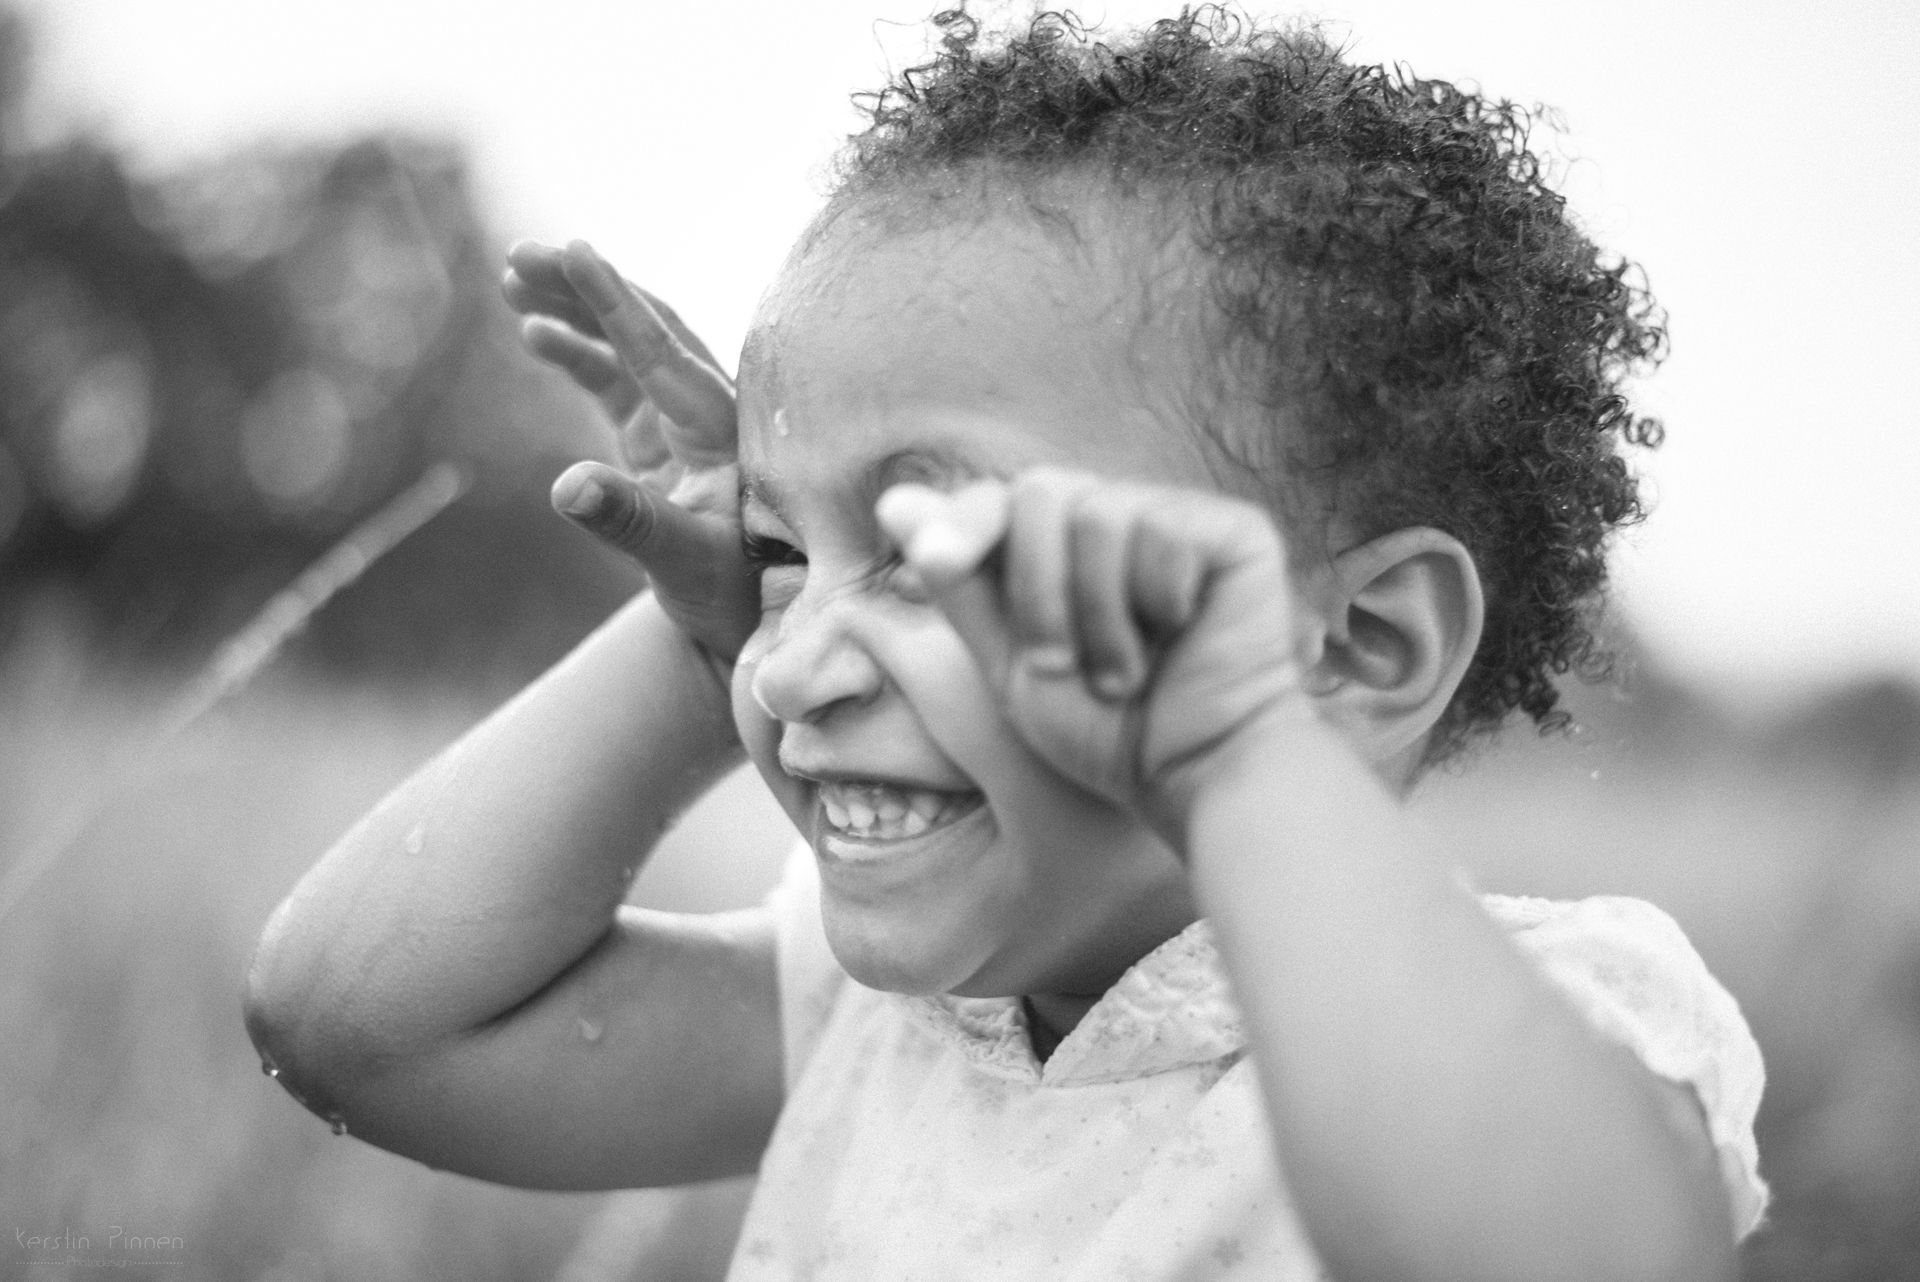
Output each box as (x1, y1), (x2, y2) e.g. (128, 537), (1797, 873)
(826, 5), (1667, 765)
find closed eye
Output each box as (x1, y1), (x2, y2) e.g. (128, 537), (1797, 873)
(871, 549), (931, 604)
(742, 531), (806, 573)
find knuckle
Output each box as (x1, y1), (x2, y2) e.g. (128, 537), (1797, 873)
(599, 488), (656, 553)
(1076, 619), (1127, 672)
(1076, 485), (1140, 535)
(1014, 464), (1086, 508)
(614, 329), (670, 378)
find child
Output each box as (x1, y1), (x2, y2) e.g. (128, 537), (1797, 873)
(246, 9), (1767, 1279)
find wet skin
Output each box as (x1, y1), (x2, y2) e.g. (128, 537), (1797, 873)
(727, 205), (1251, 1031)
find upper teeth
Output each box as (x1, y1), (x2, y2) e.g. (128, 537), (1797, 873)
(819, 781), (957, 840)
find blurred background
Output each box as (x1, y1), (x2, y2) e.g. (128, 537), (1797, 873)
(0, 0), (1914, 1278)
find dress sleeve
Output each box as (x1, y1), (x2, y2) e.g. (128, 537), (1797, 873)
(761, 841), (847, 1090)
(1482, 893), (1770, 1240)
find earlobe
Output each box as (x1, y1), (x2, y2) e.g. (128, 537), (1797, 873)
(1311, 528), (1484, 763)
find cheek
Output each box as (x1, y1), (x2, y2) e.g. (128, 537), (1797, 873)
(852, 604), (1012, 780)
(856, 603), (1150, 861)
(731, 627), (804, 824)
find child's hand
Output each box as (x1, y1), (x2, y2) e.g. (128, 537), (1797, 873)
(503, 240), (756, 661)
(876, 468), (1314, 845)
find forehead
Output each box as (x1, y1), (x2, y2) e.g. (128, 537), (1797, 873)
(736, 199), (1229, 512)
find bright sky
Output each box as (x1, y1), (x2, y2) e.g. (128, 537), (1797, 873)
(19, 0), (1920, 695)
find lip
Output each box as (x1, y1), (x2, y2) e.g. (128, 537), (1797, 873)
(781, 756), (973, 794)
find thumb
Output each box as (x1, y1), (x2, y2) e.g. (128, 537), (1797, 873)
(552, 461), (721, 578)
(875, 481), (1010, 593)
(874, 481), (1019, 690)
(553, 461), (757, 658)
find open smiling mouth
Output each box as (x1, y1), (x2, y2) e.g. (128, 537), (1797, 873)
(815, 779), (986, 843)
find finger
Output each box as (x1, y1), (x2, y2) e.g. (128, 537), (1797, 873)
(504, 241), (605, 333)
(520, 317), (647, 427)
(875, 482), (1017, 684)
(506, 238), (574, 294)
(627, 283), (727, 373)
(875, 481), (1009, 591)
(1003, 470), (1087, 676)
(561, 241), (736, 468)
(615, 401), (676, 473)
(553, 463), (759, 659)
(550, 461), (703, 567)
(503, 269), (602, 338)
(923, 572), (1019, 699)
(519, 316), (622, 394)
(1067, 491), (1150, 700)
(1129, 512), (1208, 635)
(509, 239), (730, 376)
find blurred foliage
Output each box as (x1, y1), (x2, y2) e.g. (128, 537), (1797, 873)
(1432, 663), (1920, 1282)
(0, 4), (638, 691)
(2, 4), (1919, 1281)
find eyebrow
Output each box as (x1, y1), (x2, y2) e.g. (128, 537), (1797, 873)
(741, 445), (1003, 519)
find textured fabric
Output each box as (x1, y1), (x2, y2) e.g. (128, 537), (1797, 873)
(736, 846), (1768, 1280)
(1485, 892), (1770, 1238)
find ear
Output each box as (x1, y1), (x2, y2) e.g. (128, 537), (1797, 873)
(1305, 527), (1484, 766)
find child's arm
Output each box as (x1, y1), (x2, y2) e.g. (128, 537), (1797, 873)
(879, 471), (1738, 1282)
(245, 245), (780, 1190)
(1181, 712), (1735, 1282)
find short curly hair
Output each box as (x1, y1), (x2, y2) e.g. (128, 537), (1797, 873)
(827, 5), (1667, 764)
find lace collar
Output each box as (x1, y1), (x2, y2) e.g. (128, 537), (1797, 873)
(895, 919), (1245, 1088)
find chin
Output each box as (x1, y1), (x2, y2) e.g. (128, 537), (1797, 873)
(818, 893), (993, 996)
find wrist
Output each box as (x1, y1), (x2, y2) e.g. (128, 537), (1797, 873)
(691, 637), (739, 715)
(590, 592), (744, 773)
(650, 599), (744, 750)
(1141, 690), (1321, 856)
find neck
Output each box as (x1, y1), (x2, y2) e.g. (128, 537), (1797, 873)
(1023, 991), (1101, 1061)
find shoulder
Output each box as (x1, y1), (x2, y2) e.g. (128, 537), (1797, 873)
(1482, 891), (1770, 1238)
(1481, 893), (1749, 1068)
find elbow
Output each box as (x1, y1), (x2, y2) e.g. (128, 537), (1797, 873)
(243, 934), (307, 1086)
(241, 899), (370, 1124)
(243, 915), (328, 1116)
(243, 965), (314, 1111)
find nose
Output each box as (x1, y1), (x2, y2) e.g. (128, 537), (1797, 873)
(748, 592), (886, 725)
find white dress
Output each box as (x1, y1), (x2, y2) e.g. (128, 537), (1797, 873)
(725, 849), (1768, 1281)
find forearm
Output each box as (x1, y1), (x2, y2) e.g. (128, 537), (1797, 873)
(247, 593), (743, 1076)
(1184, 712), (1734, 1282)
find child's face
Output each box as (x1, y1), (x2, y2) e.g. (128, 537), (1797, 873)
(732, 201), (1236, 1001)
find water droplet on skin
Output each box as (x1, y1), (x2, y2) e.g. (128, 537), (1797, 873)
(403, 823), (426, 855)
(326, 1112), (349, 1136)
(773, 408), (791, 437)
(577, 1016), (604, 1044)
(259, 1055), (280, 1079)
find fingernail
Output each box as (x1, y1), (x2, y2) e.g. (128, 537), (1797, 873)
(908, 525), (978, 580)
(559, 475), (604, 518)
(565, 242), (622, 312)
